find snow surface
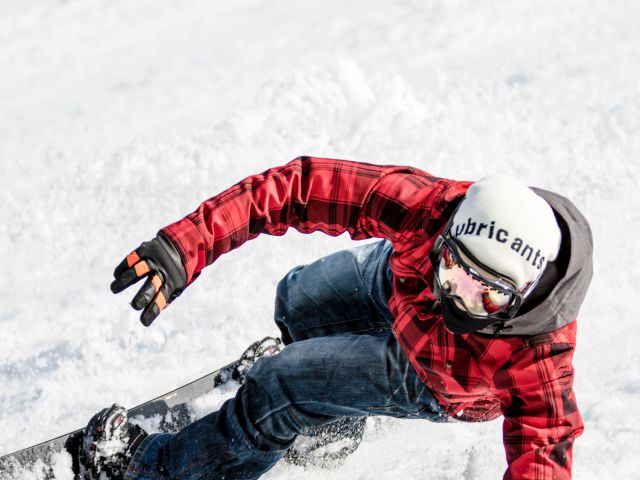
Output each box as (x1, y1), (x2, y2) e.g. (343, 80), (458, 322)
(1, 0), (639, 478)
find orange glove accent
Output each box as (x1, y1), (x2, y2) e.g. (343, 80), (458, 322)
(111, 234), (187, 326)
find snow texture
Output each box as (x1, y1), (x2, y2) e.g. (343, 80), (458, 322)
(1, 0), (639, 478)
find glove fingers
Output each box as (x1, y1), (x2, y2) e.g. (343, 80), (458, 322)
(113, 251), (142, 278)
(140, 285), (169, 327)
(131, 274), (163, 311)
(111, 253), (152, 294)
(110, 269), (139, 294)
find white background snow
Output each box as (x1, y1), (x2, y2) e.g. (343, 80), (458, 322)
(1, 0), (639, 478)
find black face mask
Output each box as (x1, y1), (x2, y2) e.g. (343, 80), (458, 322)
(440, 296), (509, 335)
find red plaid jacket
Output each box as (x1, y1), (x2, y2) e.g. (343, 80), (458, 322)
(162, 157), (583, 479)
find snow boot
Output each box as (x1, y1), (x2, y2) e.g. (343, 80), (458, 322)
(77, 404), (148, 480)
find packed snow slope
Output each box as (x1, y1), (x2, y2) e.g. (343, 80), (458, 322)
(1, 0), (639, 478)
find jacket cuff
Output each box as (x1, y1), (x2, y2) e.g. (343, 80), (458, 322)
(160, 217), (207, 285)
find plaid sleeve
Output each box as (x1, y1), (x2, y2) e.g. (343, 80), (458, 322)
(160, 156), (440, 283)
(492, 324), (584, 480)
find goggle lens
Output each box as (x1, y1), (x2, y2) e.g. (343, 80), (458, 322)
(437, 243), (514, 317)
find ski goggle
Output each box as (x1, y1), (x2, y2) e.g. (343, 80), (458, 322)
(431, 234), (523, 319)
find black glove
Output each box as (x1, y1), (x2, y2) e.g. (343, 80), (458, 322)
(111, 232), (187, 326)
(78, 404), (148, 480)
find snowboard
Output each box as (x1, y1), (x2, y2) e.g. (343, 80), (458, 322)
(0, 336), (366, 478)
(0, 337), (283, 479)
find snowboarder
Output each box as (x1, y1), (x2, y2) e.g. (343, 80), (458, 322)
(79, 156), (592, 479)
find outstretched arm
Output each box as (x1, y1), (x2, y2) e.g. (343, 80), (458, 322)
(112, 156), (444, 324)
(161, 156), (440, 284)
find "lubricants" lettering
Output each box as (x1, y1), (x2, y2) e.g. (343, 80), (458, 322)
(452, 217), (545, 269)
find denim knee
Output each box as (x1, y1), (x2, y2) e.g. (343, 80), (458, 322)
(240, 354), (307, 448)
(274, 265), (305, 344)
(272, 247), (390, 343)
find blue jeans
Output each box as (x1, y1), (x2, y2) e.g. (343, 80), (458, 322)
(125, 241), (445, 480)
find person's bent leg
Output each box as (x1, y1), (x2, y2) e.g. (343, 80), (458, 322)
(125, 333), (445, 480)
(275, 241), (394, 344)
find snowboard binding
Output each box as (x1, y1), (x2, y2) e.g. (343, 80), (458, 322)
(214, 336), (283, 386)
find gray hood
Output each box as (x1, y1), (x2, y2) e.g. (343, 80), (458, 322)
(478, 188), (593, 337)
